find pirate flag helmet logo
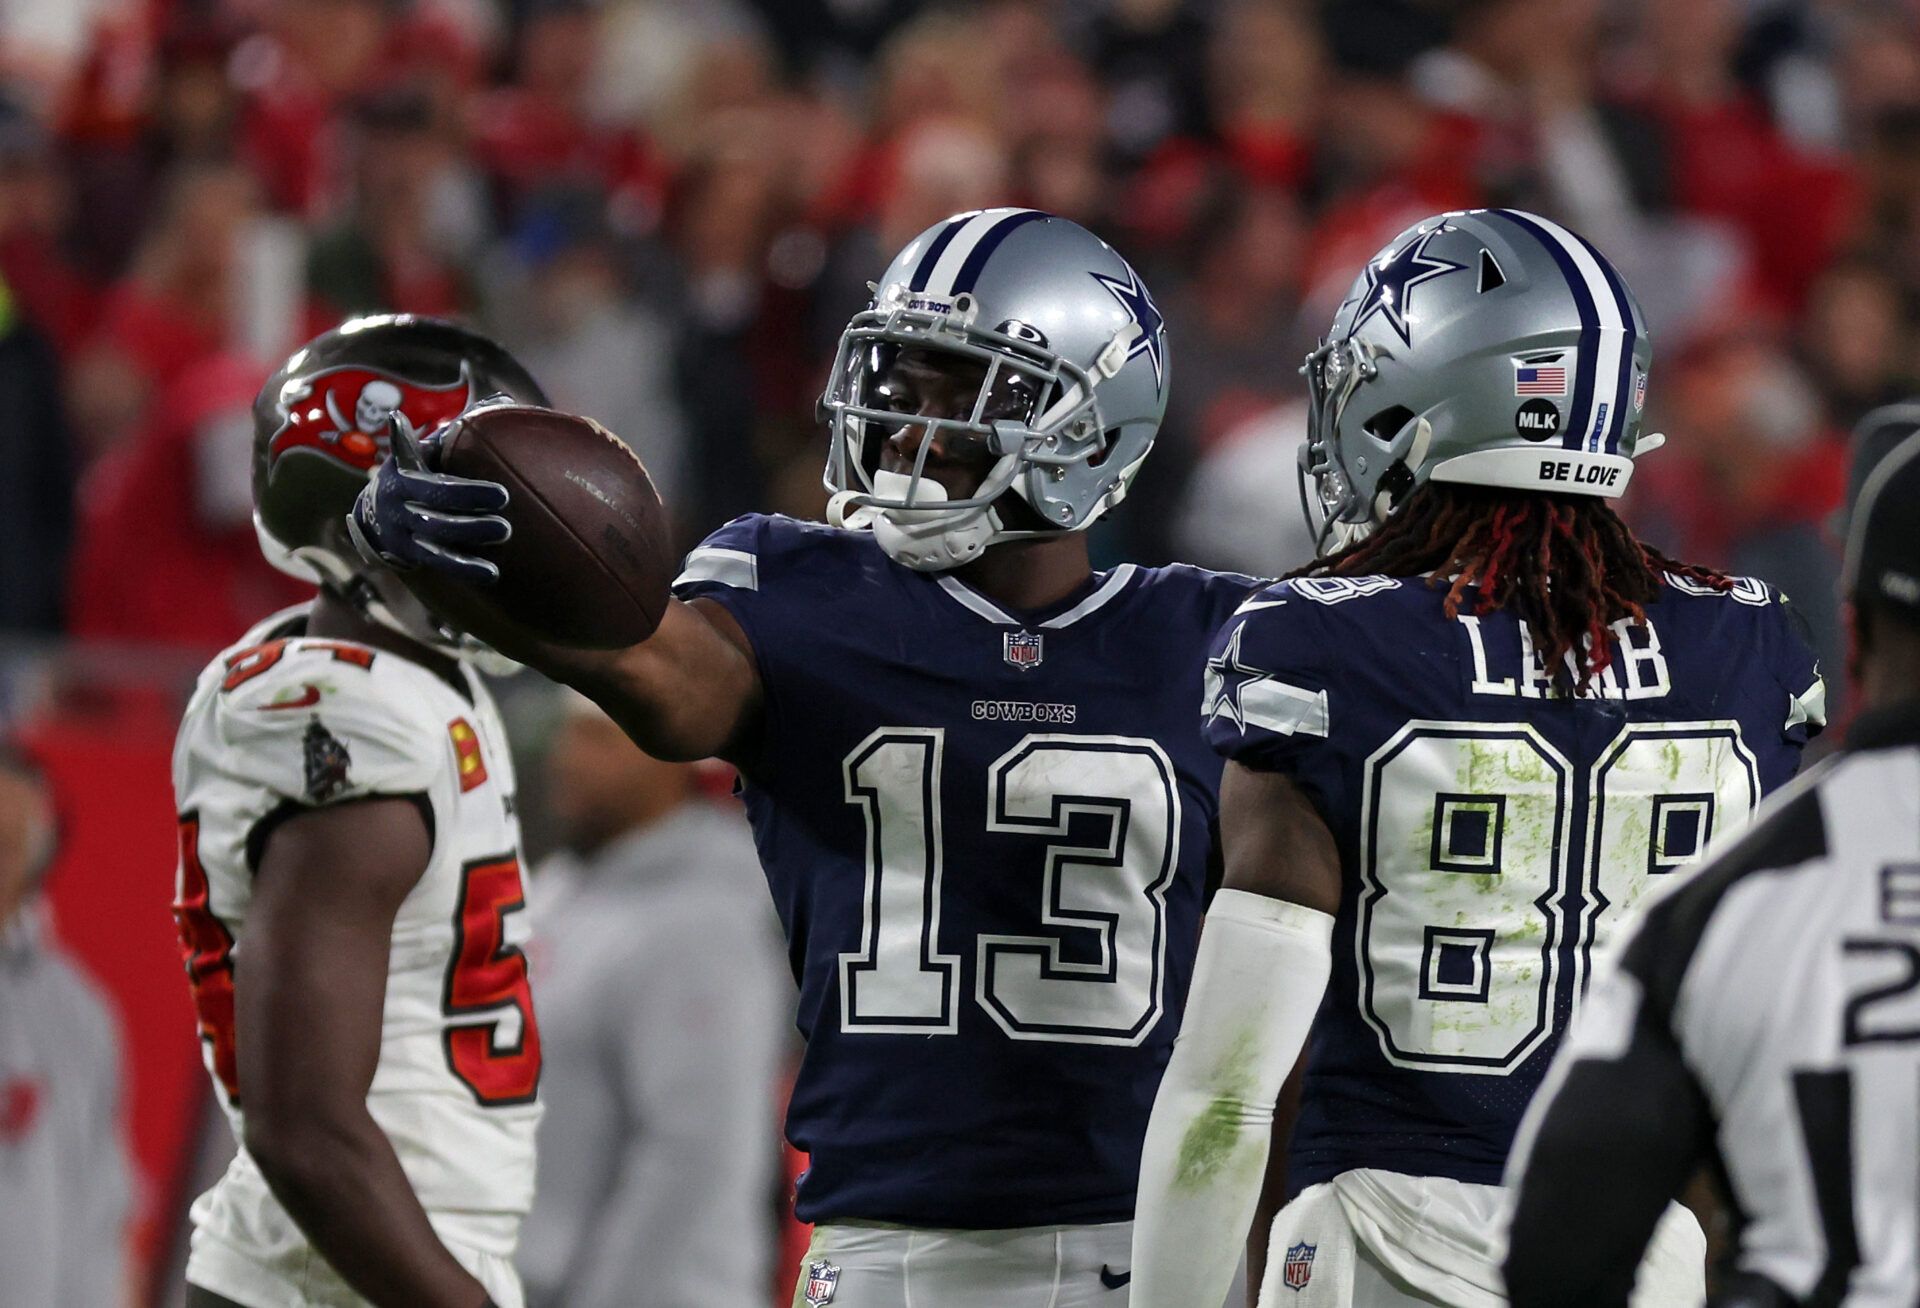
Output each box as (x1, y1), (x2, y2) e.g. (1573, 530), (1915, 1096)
(249, 315), (547, 591)
(267, 363), (476, 474)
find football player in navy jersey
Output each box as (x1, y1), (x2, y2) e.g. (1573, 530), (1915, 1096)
(351, 210), (1260, 1307)
(1129, 209), (1827, 1308)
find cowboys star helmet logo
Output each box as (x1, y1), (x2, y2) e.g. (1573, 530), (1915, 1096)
(1351, 226), (1467, 347)
(1090, 265), (1167, 393)
(267, 363), (475, 474)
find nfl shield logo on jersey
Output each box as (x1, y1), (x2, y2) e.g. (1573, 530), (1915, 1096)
(1003, 629), (1044, 671)
(1283, 1242), (1316, 1291)
(804, 1260), (840, 1306)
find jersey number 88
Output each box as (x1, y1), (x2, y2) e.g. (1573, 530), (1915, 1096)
(1359, 719), (1759, 1074)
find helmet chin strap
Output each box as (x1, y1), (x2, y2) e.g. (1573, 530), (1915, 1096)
(863, 469), (1004, 571)
(286, 542), (521, 676)
(339, 570), (525, 677)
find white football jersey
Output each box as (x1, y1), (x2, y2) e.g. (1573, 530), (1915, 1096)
(172, 605), (541, 1293)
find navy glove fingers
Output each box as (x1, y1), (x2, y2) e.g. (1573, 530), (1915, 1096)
(346, 494), (397, 569)
(387, 412), (427, 472)
(350, 425), (510, 582)
(407, 505), (512, 546)
(392, 465), (509, 515)
(414, 537), (500, 584)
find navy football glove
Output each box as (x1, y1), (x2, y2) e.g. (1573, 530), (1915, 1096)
(347, 413), (512, 584)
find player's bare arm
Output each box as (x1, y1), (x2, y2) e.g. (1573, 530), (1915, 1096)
(425, 587), (765, 763)
(561, 597), (763, 764)
(237, 797), (492, 1308)
(1215, 766), (1342, 911)
(1130, 766), (1341, 1308)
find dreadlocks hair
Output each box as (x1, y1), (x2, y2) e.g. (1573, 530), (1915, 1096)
(1292, 482), (1730, 691)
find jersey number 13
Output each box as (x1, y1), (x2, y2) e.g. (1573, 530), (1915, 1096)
(838, 729), (1180, 1048)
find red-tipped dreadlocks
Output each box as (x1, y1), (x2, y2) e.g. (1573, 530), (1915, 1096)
(1293, 483), (1730, 690)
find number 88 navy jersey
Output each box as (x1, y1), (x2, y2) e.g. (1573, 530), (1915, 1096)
(674, 514), (1259, 1229)
(1204, 572), (1826, 1193)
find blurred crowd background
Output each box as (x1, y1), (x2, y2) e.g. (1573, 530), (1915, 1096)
(0, 0), (1899, 1303)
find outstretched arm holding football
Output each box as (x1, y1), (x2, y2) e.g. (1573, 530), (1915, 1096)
(562, 597), (763, 763)
(349, 416), (764, 764)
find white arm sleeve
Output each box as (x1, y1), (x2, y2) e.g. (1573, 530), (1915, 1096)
(1130, 889), (1334, 1308)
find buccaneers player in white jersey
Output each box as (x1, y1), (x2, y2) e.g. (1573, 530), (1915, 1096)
(171, 317), (548, 1308)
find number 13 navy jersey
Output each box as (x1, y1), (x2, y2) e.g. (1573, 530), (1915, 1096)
(1203, 572), (1826, 1193)
(674, 514), (1259, 1229)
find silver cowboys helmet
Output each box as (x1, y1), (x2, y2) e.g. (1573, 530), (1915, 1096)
(1301, 208), (1662, 554)
(823, 208), (1170, 571)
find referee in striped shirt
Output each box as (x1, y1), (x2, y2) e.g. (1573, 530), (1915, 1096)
(1503, 427), (1920, 1308)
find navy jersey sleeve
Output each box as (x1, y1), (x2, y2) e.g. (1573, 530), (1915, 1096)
(670, 514), (784, 758)
(1201, 580), (1337, 774)
(1759, 583), (1827, 746)
(672, 513), (770, 628)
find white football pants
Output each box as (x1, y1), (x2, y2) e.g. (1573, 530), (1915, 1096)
(1257, 1170), (1705, 1308)
(791, 1220), (1173, 1308)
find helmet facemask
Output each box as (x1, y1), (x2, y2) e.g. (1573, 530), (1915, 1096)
(823, 296), (1118, 571)
(1300, 336), (1381, 554)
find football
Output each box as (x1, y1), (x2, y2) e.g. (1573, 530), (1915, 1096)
(415, 404), (676, 649)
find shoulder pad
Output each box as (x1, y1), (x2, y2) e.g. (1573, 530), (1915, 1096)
(203, 638), (448, 806)
(673, 512), (856, 599)
(1663, 572), (1774, 607)
(1281, 575), (1403, 606)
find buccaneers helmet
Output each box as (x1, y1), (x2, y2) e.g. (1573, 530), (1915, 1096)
(252, 314), (547, 650)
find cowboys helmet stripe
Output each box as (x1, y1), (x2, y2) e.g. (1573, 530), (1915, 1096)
(1492, 209), (1636, 455)
(907, 213), (978, 292)
(949, 209), (1049, 295)
(912, 208), (1050, 299)
(1491, 210), (1602, 453)
(1590, 251), (1640, 455)
(1547, 213), (1638, 453)
(917, 210), (1004, 296)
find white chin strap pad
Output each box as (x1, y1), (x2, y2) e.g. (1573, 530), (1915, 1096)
(865, 470), (1001, 572)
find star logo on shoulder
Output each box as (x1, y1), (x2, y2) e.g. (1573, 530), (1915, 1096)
(1203, 624), (1272, 734)
(1091, 265), (1167, 393)
(1351, 226), (1465, 347)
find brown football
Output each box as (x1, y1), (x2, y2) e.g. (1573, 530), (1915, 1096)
(413, 404), (675, 650)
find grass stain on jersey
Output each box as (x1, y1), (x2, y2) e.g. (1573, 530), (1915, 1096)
(1462, 737), (1555, 789)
